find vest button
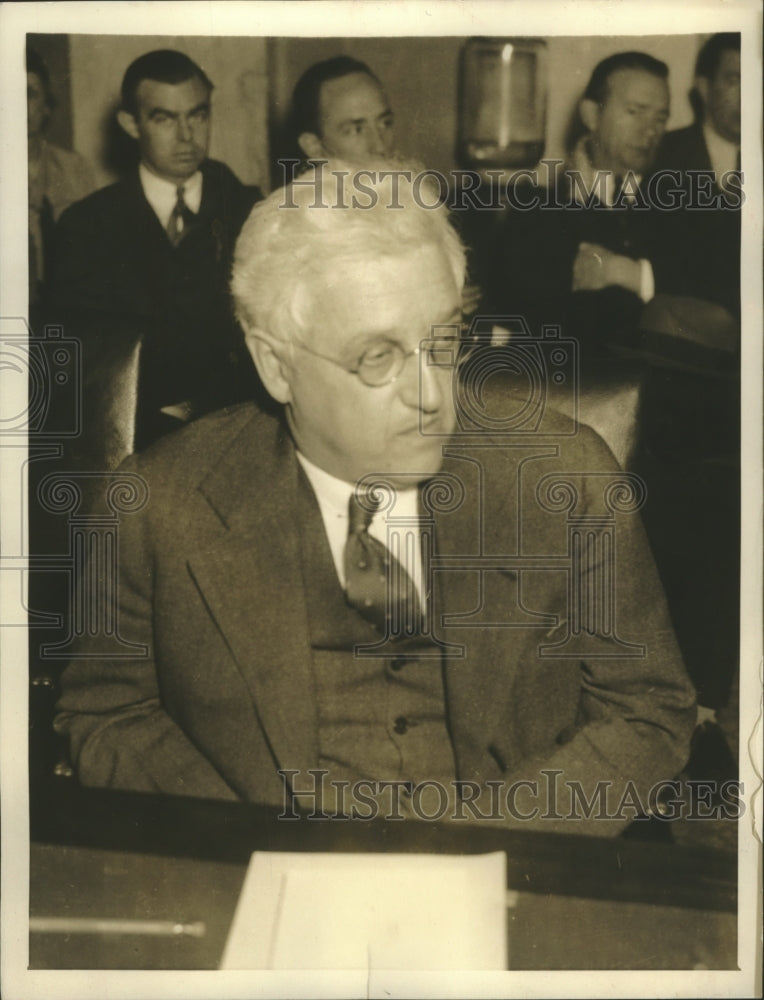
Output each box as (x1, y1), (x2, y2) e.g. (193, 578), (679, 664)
(393, 716), (409, 734)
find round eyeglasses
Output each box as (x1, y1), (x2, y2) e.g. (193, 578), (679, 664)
(291, 333), (480, 388)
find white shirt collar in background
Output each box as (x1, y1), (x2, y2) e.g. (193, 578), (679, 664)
(139, 163), (203, 229)
(702, 123), (739, 188)
(568, 137), (642, 206)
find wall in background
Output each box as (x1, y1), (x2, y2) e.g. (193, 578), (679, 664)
(61, 32), (703, 192)
(68, 35), (269, 190)
(270, 34), (703, 174)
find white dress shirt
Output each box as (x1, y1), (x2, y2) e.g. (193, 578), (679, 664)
(702, 123), (740, 190)
(568, 138), (654, 302)
(139, 163), (203, 230)
(297, 452), (425, 607)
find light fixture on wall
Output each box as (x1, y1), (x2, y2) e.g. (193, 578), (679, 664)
(458, 37), (547, 169)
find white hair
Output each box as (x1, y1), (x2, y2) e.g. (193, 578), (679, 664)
(231, 159), (466, 344)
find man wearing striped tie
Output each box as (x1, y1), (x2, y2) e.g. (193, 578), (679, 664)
(51, 49), (265, 448)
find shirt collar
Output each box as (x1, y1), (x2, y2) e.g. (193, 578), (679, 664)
(568, 137), (642, 206)
(702, 122), (739, 183)
(296, 451), (420, 522)
(138, 163), (203, 228)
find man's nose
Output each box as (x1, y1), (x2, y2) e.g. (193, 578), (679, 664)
(399, 351), (446, 412)
(176, 116), (193, 142)
(643, 118), (664, 142)
(370, 125), (393, 156)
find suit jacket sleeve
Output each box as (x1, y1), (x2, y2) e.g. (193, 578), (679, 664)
(475, 424), (697, 836)
(53, 453), (239, 800)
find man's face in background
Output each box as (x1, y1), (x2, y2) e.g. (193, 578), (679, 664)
(699, 49), (741, 144)
(301, 72), (396, 164)
(119, 75), (211, 183)
(585, 68), (670, 175)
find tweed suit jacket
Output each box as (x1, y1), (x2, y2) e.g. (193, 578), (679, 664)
(55, 403), (696, 835)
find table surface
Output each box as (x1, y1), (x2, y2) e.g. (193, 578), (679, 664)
(28, 781), (738, 971)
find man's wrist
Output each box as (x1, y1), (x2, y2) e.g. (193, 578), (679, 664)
(606, 254), (646, 297)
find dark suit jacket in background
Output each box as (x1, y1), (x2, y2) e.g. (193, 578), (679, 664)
(480, 163), (740, 352)
(54, 404), (696, 836)
(50, 159), (264, 444)
(657, 122), (713, 174)
(654, 122), (741, 319)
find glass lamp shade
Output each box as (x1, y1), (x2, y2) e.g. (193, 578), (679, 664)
(458, 37), (547, 169)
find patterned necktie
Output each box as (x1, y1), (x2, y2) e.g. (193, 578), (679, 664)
(167, 185), (195, 246)
(344, 491), (422, 637)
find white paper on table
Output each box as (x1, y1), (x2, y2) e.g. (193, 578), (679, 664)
(220, 850), (507, 971)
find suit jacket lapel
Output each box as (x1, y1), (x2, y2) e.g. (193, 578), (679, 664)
(188, 413), (319, 777)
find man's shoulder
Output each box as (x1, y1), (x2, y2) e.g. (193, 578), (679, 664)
(450, 382), (618, 468)
(661, 122), (702, 147)
(655, 123), (708, 170)
(56, 174), (139, 227)
(202, 159), (263, 208)
(125, 403), (281, 493)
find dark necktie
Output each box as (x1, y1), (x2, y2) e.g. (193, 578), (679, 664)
(344, 491), (422, 637)
(613, 174), (636, 207)
(167, 185), (195, 246)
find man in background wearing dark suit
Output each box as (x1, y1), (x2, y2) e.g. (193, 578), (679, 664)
(51, 49), (264, 449)
(482, 50), (741, 356)
(658, 33), (740, 190)
(655, 33), (741, 320)
(642, 34), (742, 781)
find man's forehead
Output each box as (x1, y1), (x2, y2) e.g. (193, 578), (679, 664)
(318, 73), (387, 121)
(135, 75), (210, 112)
(308, 249), (459, 346)
(605, 68), (669, 105)
(715, 49), (740, 80)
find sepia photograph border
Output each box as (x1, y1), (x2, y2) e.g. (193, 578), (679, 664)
(1, 1), (761, 998)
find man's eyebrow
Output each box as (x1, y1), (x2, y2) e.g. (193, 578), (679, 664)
(627, 99), (668, 111)
(338, 107), (393, 129)
(339, 116), (371, 128)
(147, 101), (210, 119)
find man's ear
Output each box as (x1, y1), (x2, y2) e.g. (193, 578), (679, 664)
(579, 98), (600, 135)
(243, 327), (292, 404)
(117, 109), (140, 141)
(298, 131), (325, 160)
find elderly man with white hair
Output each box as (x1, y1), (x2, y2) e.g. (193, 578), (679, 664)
(55, 163), (695, 835)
